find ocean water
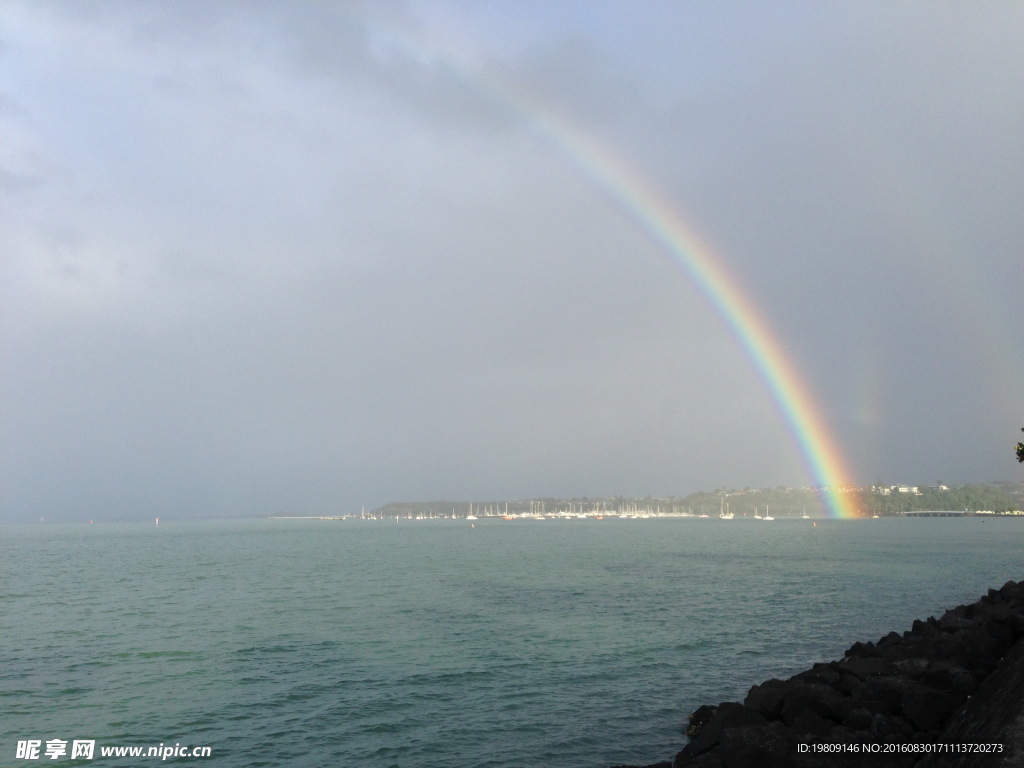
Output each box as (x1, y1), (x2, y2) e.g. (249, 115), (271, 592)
(3, 517), (1022, 767)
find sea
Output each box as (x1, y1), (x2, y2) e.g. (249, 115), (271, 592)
(3, 516), (1022, 767)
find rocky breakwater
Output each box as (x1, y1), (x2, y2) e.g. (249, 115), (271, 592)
(664, 580), (1024, 768)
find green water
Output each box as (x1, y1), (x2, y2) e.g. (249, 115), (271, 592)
(3, 517), (1021, 767)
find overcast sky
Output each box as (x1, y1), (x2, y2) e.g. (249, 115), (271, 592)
(2, 1), (1022, 521)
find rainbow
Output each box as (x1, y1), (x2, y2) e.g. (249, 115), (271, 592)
(406, 33), (861, 517)
(501, 83), (859, 518)
(529, 108), (859, 517)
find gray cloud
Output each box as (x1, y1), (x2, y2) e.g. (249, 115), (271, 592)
(2, 2), (1021, 521)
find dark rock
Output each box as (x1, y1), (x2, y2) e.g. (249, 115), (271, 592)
(1004, 612), (1024, 633)
(916, 663), (977, 697)
(899, 684), (961, 731)
(902, 632), (960, 668)
(850, 677), (906, 715)
(778, 683), (850, 726)
(938, 610), (978, 632)
(892, 657), (930, 677)
(917, 636), (1024, 767)
(718, 745), (795, 768)
(715, 745), (762, 768)
(789, 708), (833, 737)
(845, 640), (880, 658)
(983, 618), (1015, 651)
(792, 663), (841, 687)
(678, 703), (766, 761)
(718, 721), (789, 755)
(877, 630), (903, 648)
(685, 704), (718, 738)
(912, 618), (941, 636)
(998, 579), (1020, 598)
(831, 670), (862, 696)
(673, 753), (725, 768)
(950, 629), (1001, 672)
(838, 655), (891, 681)
(842, 707), (874, 731)
(744, 680), (788, 719)
(717, 721), (795, 767)
(867, 712), (914, 739)
(668, 583), (1024, 768)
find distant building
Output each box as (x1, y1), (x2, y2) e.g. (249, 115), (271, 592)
(871, 485), (922, 496)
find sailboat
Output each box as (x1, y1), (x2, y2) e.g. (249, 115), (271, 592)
(760, 504), (774, 521)
(719, 498), (734, 520)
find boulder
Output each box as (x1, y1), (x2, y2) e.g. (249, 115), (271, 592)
(899, 684), (961, 731)
(664, 582), (1024, 768)
(744, 680), (788, 719)
(677, 702), (766, 761)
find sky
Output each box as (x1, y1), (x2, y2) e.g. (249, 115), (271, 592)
(2, 1), (1022, 521)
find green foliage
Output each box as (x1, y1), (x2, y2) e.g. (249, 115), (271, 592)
(365, 483), (1024, 519)
(851, 484), (1024, 515)
(682, 487), (825, 517)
